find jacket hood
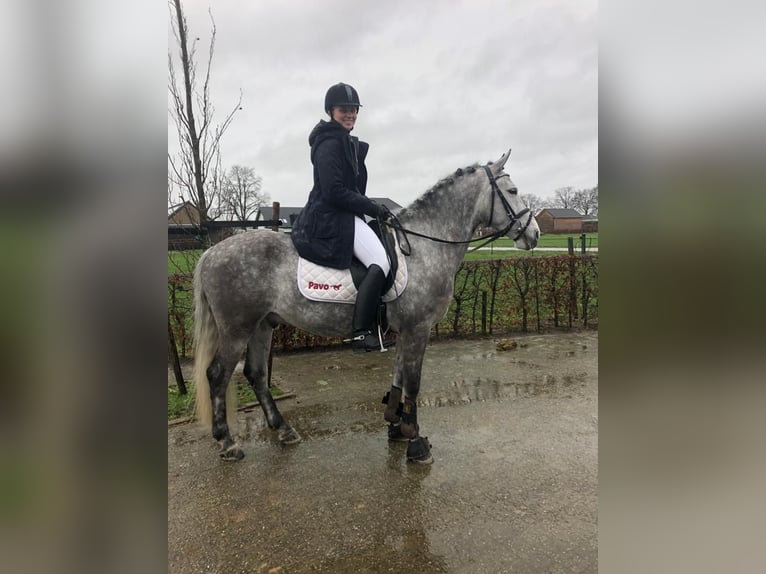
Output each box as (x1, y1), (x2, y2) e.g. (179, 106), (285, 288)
(309, 119), (351, 163)
(308, 119), (346, 145)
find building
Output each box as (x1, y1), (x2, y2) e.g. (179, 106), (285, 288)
(168, 201), (200, 225)
(582, 218), (599, 233)
(168, 202), (204, 250)
(256, 206), (305, 228)
(168, 197), (406, 251)
(369, 197), (403, 213)
(256, 198), (403, 230)
(167, 202), (234, 250)
(536, 208), (584, 234)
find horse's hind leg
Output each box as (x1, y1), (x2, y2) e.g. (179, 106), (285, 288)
(207, 346), (246, 461)
(243, 322), (301, 445)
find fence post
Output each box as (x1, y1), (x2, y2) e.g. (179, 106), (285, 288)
(271, 202), (280, 232)
(581, 256), (591, 327)
(567, 236), (574, 255)
(534, 259), (542, 332)
(481, 291), (487, 334)
(168, 317), (187, 395)
(268, 201), (281, 387)
(580, 233), (586, 254)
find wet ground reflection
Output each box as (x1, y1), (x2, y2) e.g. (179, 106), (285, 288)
(169, 332), (597, 573)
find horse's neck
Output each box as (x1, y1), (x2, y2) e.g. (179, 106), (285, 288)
(400, 175), (490, 270)
(404, 176), (488, 239)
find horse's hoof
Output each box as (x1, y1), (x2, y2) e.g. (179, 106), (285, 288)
(387, 423), (409, 442)
(406, 436), (433, 464)
(279, 427), (302, 445)
(220, 443), (245, 461)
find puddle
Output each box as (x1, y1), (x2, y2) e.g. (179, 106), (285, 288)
(237, 401), (385, 443)
(170, 333), (598, 574)
(419, 372), (588, 407)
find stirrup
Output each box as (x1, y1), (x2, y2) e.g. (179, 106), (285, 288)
(345, 326), (392, 353)
(348, 330), (375, 352)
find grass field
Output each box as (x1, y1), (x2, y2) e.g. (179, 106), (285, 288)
(168, 232), (599, 273)
(168, 379), (284, 420)
(484, 233), (598, 249)
(464, 233), (598, 261)
(168, 250), (201, 275)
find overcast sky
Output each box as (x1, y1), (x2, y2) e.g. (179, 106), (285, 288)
(168, 0), (598, 209)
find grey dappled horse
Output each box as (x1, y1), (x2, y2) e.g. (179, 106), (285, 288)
(193, 150), (540, 463)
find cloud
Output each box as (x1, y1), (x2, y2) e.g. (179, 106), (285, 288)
(168, 0), (598, 207)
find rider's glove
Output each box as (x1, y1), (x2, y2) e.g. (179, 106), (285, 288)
(370, 202), (393, 221)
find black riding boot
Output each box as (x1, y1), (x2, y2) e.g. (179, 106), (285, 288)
(350, 264), (386, 352)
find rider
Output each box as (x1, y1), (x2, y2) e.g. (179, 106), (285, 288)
(291, 82), (392, 352)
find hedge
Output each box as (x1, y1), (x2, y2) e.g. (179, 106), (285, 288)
(168, 254), (598, 357)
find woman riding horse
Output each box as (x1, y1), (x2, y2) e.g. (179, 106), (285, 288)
(291, 82), (392, 352)
(193, 142), (539, 462)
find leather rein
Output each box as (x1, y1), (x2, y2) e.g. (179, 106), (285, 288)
(381, 164), (534, 255)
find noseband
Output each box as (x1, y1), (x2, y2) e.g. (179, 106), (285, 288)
(482, 165), (533, 242)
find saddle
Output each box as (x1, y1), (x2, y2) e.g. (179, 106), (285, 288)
(296, 221), (408, 304)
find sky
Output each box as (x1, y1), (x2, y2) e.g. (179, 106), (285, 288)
(168, 0), (598, 209)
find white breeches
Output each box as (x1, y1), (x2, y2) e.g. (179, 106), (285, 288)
(353, 217), (390, 276)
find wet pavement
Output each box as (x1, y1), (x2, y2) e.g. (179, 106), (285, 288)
(168, 331), (597, 573)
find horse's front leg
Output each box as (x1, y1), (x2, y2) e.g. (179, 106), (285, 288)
(384, 327), (433, 464)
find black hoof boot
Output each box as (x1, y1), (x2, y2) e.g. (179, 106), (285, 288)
(387, 422), (409, 442)
(406, 436), (433, 464)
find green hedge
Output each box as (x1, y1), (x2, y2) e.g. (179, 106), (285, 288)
(168, 254), (598, 357)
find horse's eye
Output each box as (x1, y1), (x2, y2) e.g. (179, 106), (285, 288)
(509, 187), (518, 195)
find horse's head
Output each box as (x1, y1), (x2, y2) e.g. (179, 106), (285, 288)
(487, 149), (540, 250)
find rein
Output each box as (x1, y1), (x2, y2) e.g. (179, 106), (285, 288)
(381, 165), (533, 255)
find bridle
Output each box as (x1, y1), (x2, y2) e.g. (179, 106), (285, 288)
(482, 165), (533, 244)
(381, 164), (535, 255)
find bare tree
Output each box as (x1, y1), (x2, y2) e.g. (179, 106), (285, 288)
(167, 172), (178, 213)
(220, 165), (270, 221)
(520, 193), (546, 216)
(168, 0), (241, 223)
(553, 186), (578, 210)
(572, 185), (598, 216)
(591, 185), (599, 215)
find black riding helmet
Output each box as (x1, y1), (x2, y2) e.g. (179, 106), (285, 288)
(324, 82), (362, 114)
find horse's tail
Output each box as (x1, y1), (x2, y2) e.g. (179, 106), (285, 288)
(192, 253), (237, 428)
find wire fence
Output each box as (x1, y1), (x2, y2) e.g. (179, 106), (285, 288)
(168, 254), (598, 358)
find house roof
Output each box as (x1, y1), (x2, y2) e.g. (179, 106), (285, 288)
(257, 198), (404, 226)
(168, 201), (200, 224)
(538, 208), (583, 218)
(369, 197), (403, 211)
(257, 206), (304, 225)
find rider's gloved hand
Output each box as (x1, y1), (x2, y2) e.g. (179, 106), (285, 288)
(370, 201), (393, 221)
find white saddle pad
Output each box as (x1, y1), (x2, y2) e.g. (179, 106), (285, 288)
(297, 239), (408, 304)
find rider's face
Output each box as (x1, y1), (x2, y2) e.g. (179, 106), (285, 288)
(331, 106), (358, 131)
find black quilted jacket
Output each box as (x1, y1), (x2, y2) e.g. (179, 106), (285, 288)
(291, 120), (377, 269)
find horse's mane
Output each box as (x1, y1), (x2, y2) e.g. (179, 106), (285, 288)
(402, 162), (485, 214)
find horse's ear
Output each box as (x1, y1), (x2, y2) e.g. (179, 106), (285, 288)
(492, 149), (512, 173)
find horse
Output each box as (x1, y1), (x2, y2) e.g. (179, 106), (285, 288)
(192, 149), (540, 464)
